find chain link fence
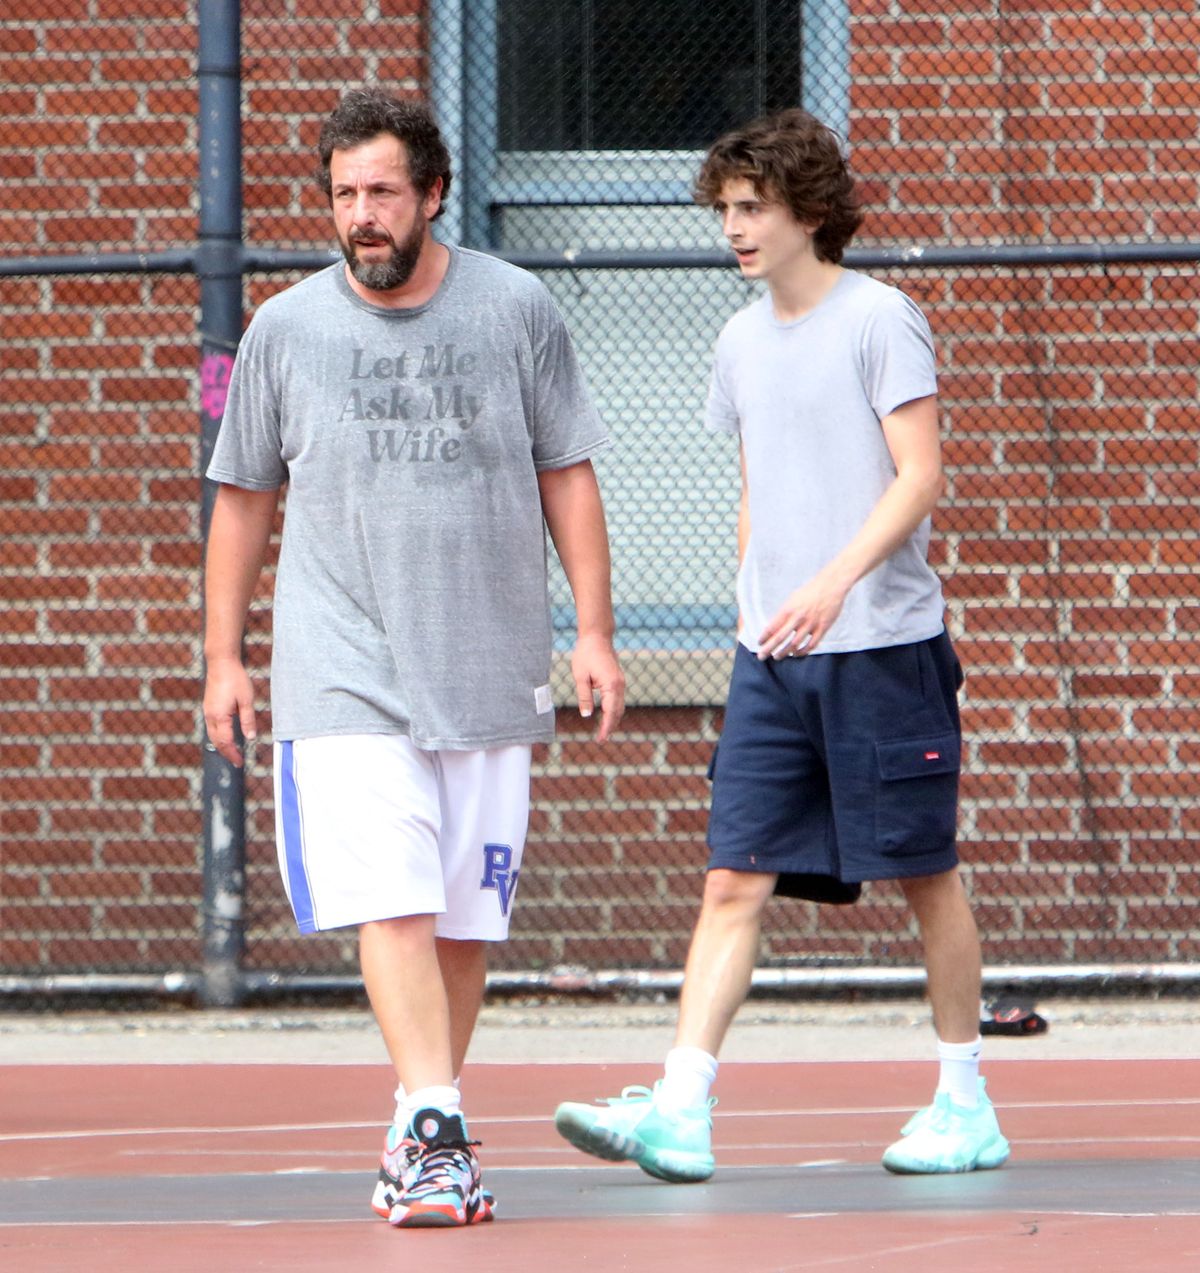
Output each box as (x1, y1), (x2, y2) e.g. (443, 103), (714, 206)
(2, 1), (1198, 1000)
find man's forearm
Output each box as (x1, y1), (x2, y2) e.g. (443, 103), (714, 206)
(203, 485), (280, 662)
(820, 465), (942, 594)
(820, 393), (944, 592)
(537, 461), (616, 638)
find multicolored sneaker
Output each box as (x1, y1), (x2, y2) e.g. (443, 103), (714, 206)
(370, 1121), (421, 1218)
(882, 1082), (1010, 1174)
(554, 1082), (715, 1183)
(387, 1107), (495, 1228)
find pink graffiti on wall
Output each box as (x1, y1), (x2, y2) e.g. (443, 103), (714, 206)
(201, 351), (235, 421)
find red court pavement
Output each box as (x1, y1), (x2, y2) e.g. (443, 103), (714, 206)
(1, 1059), (1198, 1271)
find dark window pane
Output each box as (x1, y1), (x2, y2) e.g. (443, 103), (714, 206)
(498, 0), (584, 150)
(498, 0), (801, 151)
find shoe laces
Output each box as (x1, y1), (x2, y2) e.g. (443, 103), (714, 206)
(407, 1142), (480, 1198)
(607, 1084), (655, 1105)
(605, 1082), (718, 1114)
(398, 1107), (483, 1198)
(382, 1130), (420, 1175)
(920, 1096), (984, 1138)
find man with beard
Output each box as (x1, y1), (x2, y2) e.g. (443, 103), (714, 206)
(203, 87), (624, 1229)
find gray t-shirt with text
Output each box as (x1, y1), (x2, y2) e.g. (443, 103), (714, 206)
(208, 247), (608, 748)
(705, 270), (944, 655)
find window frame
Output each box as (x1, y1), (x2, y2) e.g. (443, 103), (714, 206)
(426, 0), (850, 699)
(430, 0), (851, 250)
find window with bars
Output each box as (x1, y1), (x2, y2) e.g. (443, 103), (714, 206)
(498, 0), (802, 153)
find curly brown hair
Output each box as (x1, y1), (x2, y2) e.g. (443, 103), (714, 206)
(316, 87), (452, 221)
(694, 109), (863, 263)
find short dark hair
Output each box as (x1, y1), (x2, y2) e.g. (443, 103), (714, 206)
(694, 108), (863, 263)
(316, 87), (452, 220)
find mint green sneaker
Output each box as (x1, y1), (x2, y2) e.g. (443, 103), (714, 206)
(554, 1083), (716, 1183)
(882, 1083), (1010, 1174)
(896, 1075), (991, 1138)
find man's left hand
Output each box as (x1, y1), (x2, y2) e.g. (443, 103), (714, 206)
(571, 634), (626, 741)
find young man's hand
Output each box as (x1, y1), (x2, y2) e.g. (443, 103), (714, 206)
(757, 569), (851, 660)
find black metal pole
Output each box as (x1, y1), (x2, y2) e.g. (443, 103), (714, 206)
(3, 239), (1197, 282)
(198, 0), (246, 1008)
(233, 240), (1200, 275)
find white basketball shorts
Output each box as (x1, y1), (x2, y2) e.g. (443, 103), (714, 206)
(273, 734), (531, 940)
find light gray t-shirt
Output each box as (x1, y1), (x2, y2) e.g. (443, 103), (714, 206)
(207, 247), (608, 748)
(705, 270), (945, 655)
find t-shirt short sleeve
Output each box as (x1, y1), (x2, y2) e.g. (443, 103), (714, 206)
(526, 287), (609, 471)
(206, 314), (288, 490)
(704, 344), (740, 436)
(860, 289), (938, 421)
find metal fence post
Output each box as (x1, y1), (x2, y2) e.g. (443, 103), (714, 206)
(428, 0), (467, 246)
(197, 0), (246, 1008)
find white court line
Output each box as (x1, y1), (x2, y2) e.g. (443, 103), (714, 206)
(0, 1121), (385, 1145)
(114, 1145), (596, 1159)
(3, 1207), (1197, 1232)
(0, 1219), (369, 1229)
(1002, 1135), (1200, 1147)
(719, 1097), (1200, 1116)
(102, 1133), (1200, 1174)
(4, 1096), (1199, 1146)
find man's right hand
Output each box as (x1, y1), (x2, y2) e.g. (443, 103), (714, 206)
(203, 656), (258, 767)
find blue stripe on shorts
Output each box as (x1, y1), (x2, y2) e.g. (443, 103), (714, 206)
(278, 740), (317, 933)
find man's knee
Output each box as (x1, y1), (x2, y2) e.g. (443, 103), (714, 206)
(701, 867), (776, 915)
(360, 912), (437, 949)
(436, 936), (487, 970)
(899, 866), (960, 900)
(899, 869), (978, 937)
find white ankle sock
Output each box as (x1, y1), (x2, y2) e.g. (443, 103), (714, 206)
(404, 1084), (463, 1122)
(936, 1036), (982, 1109)
(658, 1046), (719, 1111)
(393, 1075), (463, 1127)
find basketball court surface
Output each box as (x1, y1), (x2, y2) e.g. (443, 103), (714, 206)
(2, 999), (1197, 1271)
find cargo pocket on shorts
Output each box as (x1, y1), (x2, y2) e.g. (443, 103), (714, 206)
(874, 732), (961, 858)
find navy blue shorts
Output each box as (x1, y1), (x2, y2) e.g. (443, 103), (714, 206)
(707, 631), (964, 897)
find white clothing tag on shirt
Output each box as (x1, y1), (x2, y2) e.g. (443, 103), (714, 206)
(534, 684), (553, 714)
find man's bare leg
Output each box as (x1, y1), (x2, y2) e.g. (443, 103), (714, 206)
(363, 922), (498, 1226)
(884, 868), (1009, 1173)
(898, 868), (981, 1043)
(437, 937), (488, 1078)
(553, 868), (775, 1182)
(674, 868), (778, 1055)
(360, 914), (454, 1092)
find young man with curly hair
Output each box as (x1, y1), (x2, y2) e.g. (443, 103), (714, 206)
(554, 108), (1008, 1180)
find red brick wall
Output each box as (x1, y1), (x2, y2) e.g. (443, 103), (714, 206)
(2, 3), (1198, 979)
(845, 2), (1200, 968)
